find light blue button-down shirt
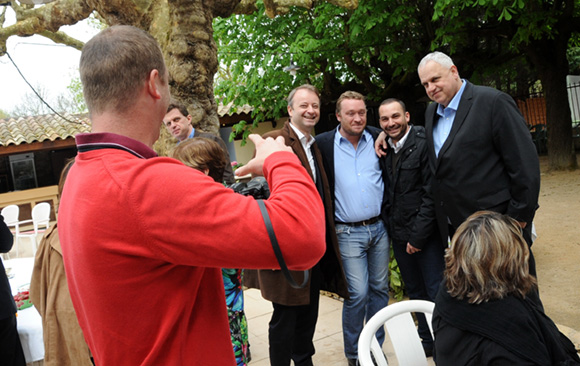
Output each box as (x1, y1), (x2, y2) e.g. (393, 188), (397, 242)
(433, 80), (466, 157)
(333, 128), (384, 223)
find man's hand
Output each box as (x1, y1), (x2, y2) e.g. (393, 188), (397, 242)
(406, 242), (421, 255)
(235, 134), (292, 177)
(375, 131), (388, 157)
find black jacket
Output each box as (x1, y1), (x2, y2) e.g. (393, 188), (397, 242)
(0, 216), (16, 319)
(383, 126), (437, 248)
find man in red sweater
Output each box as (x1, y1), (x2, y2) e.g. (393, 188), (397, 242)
(58, 25), (326, 366)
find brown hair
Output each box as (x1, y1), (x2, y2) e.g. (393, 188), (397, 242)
(444, 211), (537, 304)
(166, 100), (189, 117)
(80, 25), (167, 115)
(169, 138), (227, 183)
(56, 159), (75, 213)
(336, 91), (365, 114)
(287, 84), (320, 107)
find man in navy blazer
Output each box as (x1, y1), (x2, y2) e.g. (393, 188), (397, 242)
(417, 51), (540, 270)
(316, 91), (390, 366)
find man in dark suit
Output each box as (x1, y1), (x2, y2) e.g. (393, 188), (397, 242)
(248, 85), (348, 366)
(164, 101), (235, 184)
(317, 91), (390, 366)
(0, 216), (26, 365)
(417, 51), (540, 268)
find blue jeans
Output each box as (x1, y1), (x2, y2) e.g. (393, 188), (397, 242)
(392, 235), (445, 348)
(336, 220), (390, 359)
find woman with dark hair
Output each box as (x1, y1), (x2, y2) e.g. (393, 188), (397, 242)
(433, 211), (580, 365)
(170, 138), (250, 365)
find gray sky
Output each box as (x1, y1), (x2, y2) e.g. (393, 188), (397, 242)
(0, 10), (99, 113)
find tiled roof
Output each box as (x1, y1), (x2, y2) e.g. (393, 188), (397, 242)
(217, 102), (253, 117)
(0, 113), (91, 147)
(0, 104), (252, 147)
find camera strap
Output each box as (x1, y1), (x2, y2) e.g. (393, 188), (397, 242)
(257, 199), (309, 289)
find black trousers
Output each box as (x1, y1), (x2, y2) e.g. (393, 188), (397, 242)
(0, 314), (26, 366)
(268, 267), (321, 366)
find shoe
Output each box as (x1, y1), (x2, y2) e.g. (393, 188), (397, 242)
(347, 358), (358, 366)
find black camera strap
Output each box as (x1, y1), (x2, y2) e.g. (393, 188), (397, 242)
(257, 199), (309, 289)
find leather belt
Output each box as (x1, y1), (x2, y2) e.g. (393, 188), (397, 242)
(336, 216), (381, 227)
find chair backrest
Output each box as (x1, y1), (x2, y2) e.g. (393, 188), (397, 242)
(358, 300), (435, 366)
(31, 202), (51, 232)
(1, 205), (20, 226)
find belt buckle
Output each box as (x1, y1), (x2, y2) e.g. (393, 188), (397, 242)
(361, 219), (369, 226)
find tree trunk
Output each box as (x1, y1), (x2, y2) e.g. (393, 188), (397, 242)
(527, 38), (578, 171)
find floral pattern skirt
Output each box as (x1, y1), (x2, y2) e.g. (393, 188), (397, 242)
(222, 268), (250, 366)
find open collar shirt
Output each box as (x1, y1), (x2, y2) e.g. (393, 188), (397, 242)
(333, 127), (384, 223)
(434, 79), (466, 157)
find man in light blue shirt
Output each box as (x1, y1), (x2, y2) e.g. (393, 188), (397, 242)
(316, 91), (390, 366)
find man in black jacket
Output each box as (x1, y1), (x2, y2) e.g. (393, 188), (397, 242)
(379, 98), (445, 357)
(0, 216), (26, 365)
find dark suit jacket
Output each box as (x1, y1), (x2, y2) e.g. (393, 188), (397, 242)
(0, 216), (16, 319)
(245, 122), (349, 305)
(425, 81), (540, 243)
(316, 125), (389, 224)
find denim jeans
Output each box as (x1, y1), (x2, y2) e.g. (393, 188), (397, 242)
(392, 235), (445, 348)
(336, 220), (390, 359)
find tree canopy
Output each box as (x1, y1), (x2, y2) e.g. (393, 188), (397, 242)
(215, 0), (580, 169)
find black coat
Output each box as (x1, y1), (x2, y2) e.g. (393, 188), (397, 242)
(425, 81), (540, 244)
(0, 216), (16, 319)
(383, 126), (437, 249)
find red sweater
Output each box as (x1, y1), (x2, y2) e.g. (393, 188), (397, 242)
(58, 133), (325, 365)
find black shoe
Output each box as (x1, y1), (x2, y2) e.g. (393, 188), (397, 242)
(347, 358), (358, 366)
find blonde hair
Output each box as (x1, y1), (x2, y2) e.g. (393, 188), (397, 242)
(444, 211), (537, 304)
(169, 138), (227, 183)
(336, 91), (365, 114)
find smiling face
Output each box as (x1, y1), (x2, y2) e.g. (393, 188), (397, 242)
(418, 60), (463, 108)
(288, 88), (320, 136)
(163, 107), (193, 141)
(336, 98), (367, 139)
(379, 101), (410, 143)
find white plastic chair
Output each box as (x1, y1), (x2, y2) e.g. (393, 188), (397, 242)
(358, 300), (435, 366)
(16, 202), (51, 256)
(1, 205), (20, 259)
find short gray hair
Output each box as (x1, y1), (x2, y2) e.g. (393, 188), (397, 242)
(287, 84), (320, 107)
(417, 51), (455, 73)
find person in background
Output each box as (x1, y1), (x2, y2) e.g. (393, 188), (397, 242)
(433, 211), (580, 365)
(170, 137), (250, 365)
(378, 98), (444, 358)
(30, 160), (93, 366)
(0, 215), (25, 366)
(164, 100), (235, 184)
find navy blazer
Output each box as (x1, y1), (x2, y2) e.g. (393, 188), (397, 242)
(424, 81), (540, 243)
(316, 125), (389, 223)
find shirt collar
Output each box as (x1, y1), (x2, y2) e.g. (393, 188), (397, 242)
(334, 125), (370, 145)
(437, 79), (467, 117)
(75, 132), (158, 159)
(388, 125), (412, 154)
(289, 122), (315, 149)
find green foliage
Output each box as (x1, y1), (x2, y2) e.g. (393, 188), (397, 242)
(214, 0), (434, 138)
(389, 246), (405, 301)
(66, 77), (87, 114)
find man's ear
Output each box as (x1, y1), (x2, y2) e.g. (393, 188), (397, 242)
(147, 69), (162, 100)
